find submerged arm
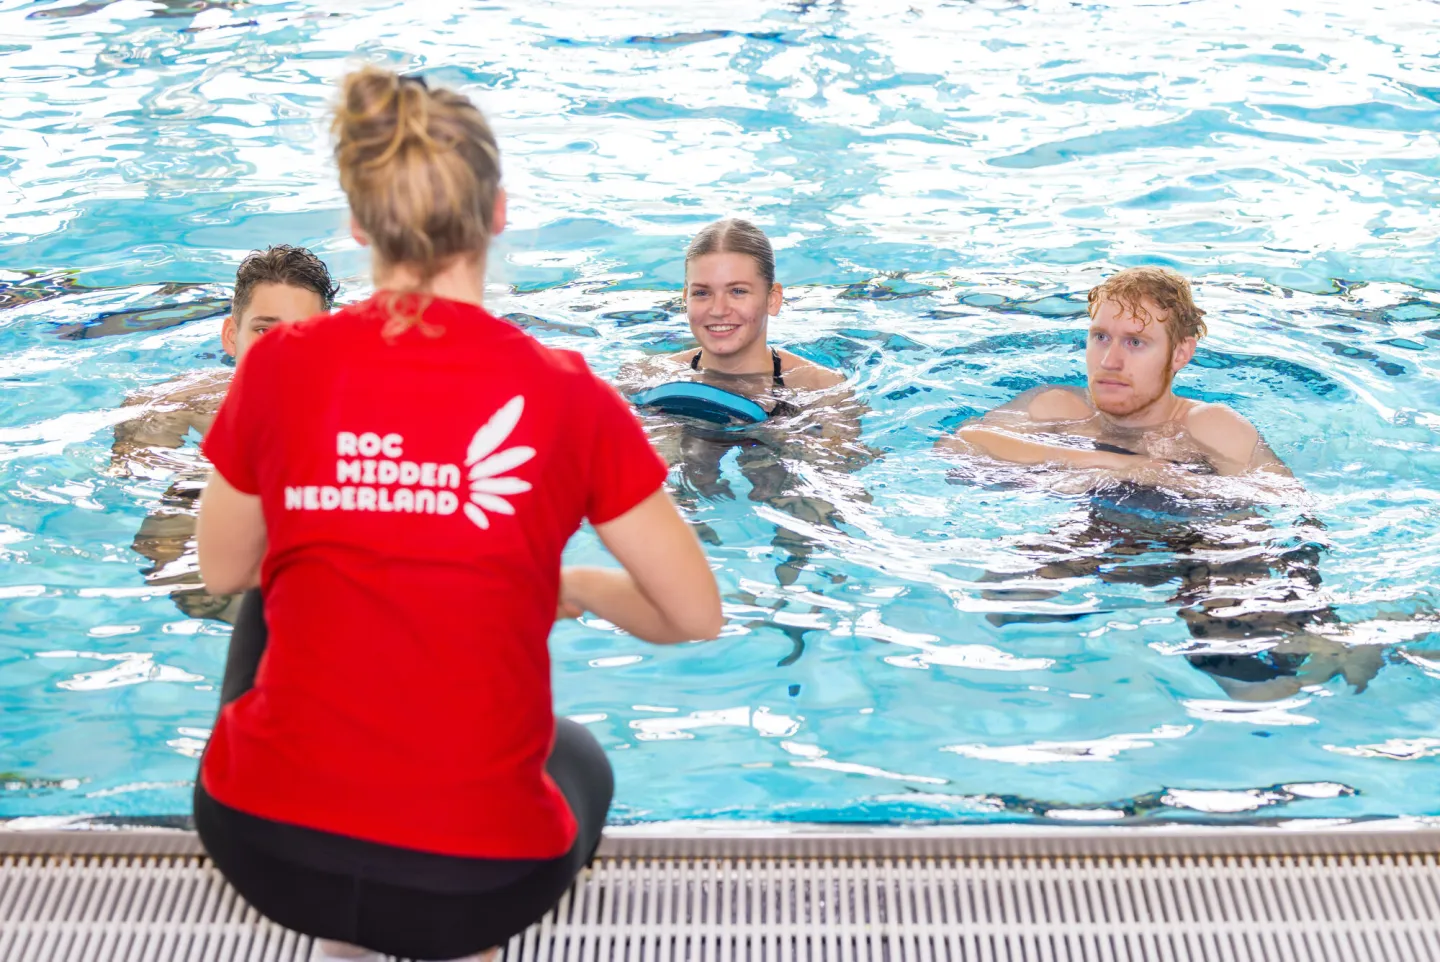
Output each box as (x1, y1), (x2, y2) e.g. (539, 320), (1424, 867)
(614, 354), (672, 395)
(1086, 406), (1300, 500)
(941, 425), (1136, 470)
(937, 391), (1301, 499)
(1089, 457), (1300, 500)
(111, 375), (227, 472)
(793, 383), (870, 458)
(935, 386), (1103, 465)
(112, 404), (202, 459)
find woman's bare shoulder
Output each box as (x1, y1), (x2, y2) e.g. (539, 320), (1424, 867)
(778, 351), (845, 390)
(616, 351), (691, 391)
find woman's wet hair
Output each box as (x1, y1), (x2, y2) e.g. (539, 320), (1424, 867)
(233, 245), (338, 320)
(685, 218), (776, 288)
(1087, 266), (1207, 346)
(332, 66), (501, 331)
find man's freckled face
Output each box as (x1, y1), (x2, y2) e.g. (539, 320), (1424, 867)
(1086, 298), (1176, 417)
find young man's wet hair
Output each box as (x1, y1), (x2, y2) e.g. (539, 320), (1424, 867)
(232, 244), (339, 319)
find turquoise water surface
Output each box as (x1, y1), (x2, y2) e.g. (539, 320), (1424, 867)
(2, 0), (1440, 826)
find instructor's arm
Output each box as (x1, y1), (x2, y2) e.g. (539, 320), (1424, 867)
(561, 489), (723, 644)
(196, 471), (266, 595)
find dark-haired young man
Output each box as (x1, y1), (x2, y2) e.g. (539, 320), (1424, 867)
(114, 245), (337, 622)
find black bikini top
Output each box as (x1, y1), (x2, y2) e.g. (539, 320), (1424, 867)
(691, 347), (786, 387)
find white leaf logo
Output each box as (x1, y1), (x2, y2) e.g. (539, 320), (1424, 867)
(463, 396), (534, 530)
(469, 446), (535, 480)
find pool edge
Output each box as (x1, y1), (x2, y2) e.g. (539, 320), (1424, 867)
(3, 818), (1439, 858)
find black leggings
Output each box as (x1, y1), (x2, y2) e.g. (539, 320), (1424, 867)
(195, 590), (614, 961)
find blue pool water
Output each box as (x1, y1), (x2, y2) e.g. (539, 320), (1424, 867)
(2, 0), (1439, 826)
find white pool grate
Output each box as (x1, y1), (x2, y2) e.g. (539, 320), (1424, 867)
(3, 853), (1439, 961)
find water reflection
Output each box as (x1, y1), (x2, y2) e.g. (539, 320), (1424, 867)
(0, 273), (232, 340)
(27, 0), (243, 20)
(967, 478), (1388, 701)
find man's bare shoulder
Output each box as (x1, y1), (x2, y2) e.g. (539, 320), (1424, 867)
(1185, 402), (1260, 462)
(1025, 386), (1093, 422)
(125, 370), (231, 408)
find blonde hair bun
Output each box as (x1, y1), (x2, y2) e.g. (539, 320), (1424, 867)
(333, 66), (502, 330)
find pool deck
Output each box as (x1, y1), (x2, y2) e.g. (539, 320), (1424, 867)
(3, 820), (1439, 961)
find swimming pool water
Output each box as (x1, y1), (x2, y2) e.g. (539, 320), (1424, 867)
(2, 0), (1439, 826)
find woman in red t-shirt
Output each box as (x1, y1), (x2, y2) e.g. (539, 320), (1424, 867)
(194, 67), (722, 962)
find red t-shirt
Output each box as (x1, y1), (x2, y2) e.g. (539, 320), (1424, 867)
(200, 294), (667, 859)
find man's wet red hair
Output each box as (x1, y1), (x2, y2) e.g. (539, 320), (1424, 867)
(1087, 267), (1207, 348)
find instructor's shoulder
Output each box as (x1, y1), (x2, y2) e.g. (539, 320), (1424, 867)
(1185, 402), (1259, 461)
